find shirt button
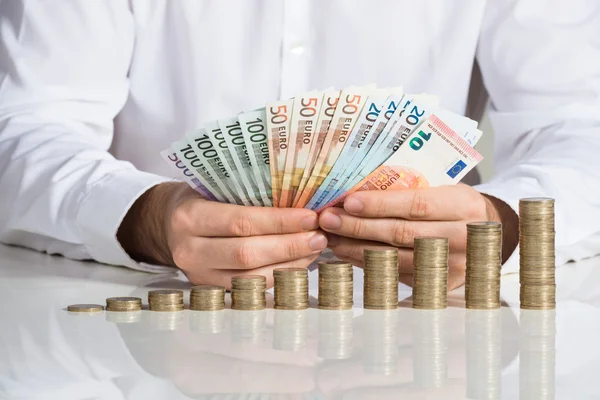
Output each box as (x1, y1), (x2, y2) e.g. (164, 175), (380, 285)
(290, 43), (306, 55)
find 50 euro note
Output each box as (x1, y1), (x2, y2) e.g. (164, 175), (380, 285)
(160, 148), (219, 201)
(307, 88), (404, 209)
(279, 91), (325, 207)
(266, 98), (294, 207)
(296, 85), (376, 209)
(292, 90), (340, 207)
(184, 128), (245, 205)
(217, 116), (267, 206)
(238, 108), (273, 206)
(315, 114), (483, 213)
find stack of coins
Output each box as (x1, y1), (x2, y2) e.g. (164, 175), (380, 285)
(412, 237), (449, 310)
(105, 297), (142, 312)
(67, 304), (104, 313)
(465, 222), (503, 309)
(190, 285), (225, 311)
(363, 248), (399, 310)
(231, 275), (266, 310)
(318, 261), (353, 310)
(148, 290), (184, 312)
(519, 197), (556, 310)
(273, 268), (309, 310)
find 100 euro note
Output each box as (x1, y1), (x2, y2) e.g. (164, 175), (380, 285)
(279, 91), (325, 207)
(160, 148), (219, 201)
(307, 87), (404, 209)
(315, 114), (483, 213)
(238, 108), (273, 206)
(296, 85), (375, 209)
(266, 98), (294, 207)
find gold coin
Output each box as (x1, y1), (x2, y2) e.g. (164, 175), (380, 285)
(67, 304), (104, 313)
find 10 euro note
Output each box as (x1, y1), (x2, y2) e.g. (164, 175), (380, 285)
(316, 114), (483, 213)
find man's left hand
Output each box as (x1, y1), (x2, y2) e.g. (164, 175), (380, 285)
(318, 184), (517, 289)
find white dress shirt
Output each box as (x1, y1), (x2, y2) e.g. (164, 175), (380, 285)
(0, 0), (599, 274)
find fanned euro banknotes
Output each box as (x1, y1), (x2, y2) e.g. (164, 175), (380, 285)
(163, 85), (484, 211)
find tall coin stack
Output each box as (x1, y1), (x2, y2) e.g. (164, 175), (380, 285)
(519, 197), (556, 310)
(318, 261), (353, 310)
(148, 290), (184, 312)
(465, 222), (503, 309)
(363, 248), (399, 310)
(106, 297), (142, 312)
(231, 275), (267, 310)
(190, 285), (225, 311)
(273, 268), (309, 310)
(412, 237), (449, 310)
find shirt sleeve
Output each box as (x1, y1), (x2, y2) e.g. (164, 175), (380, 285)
(0, 1), (172, 272)
(474, 0), (600, 273)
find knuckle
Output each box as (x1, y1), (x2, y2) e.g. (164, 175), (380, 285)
(171, 241), (191, 268)
(409, 191), (429, 219)
(351, 218), (367, 238)
(233, 242), (256, 268)
(392, 220), (414, 246)
(285, 239), (302, 260)
(230, 213), (254, 237)
(170, 207), (191, 231)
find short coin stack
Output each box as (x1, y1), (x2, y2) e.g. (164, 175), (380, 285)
(231, 275), (267, 310)
(412, 237), (449, 310)
(519, 198), (556, 310)
(273, 268), (309, 310)
(148, 290), (184, 312)
(190, 285), (226, 311)
(106, 297), (142, 312)
(67, 304), (104, 313)
(465, 222), (503, 309)
(318, 261), (353, 310)
(363, 248), (399, 310)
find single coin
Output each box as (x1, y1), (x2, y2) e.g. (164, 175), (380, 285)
(67, 304), (104, 313)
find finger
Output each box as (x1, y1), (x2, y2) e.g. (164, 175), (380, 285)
(202, 231), (326, 270)
(178, 200), (319, 236)
(320, 208), (466, 249)
(183, 254), (320, 289)
(328, 235), (415, 273)
(342, 184), (486, 221)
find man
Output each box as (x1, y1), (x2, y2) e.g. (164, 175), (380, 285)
(1, 0), (599, 288)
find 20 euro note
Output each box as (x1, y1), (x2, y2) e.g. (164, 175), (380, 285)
(315, 114), (483, 213)
(238, 108), (273, 206)
(160, 148), (219, 201)
(279, 91), (325, 207)
(266, 98), (294, 207)
(217, 116), (267, 206)
(296, 85), (376, 209)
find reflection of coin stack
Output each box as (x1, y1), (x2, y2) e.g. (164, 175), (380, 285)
(149, 308), (185, 330)
(413, 237), (449, 310)
(466, 309), (502, 400)
(362, 310), (398, 375)
(105, 310), (142, 324)
(231, 310), (265, 343)
(363, 248), (398, 310)
(231, 275), (267, 311)
(148, 290), (184, 312)
(412, 309), (447, 388)
(318, 309), (353, 360)
(466, 222), (502, 309)
(519, 198), (556, 310)
(273, 268), (309, 310)
(318, 261), (353, 310)
(106, 297), (142, 312)
(190, 310), (226, 334)
(273, 310), (308, 351)
(190, 285), (225, 311)
(519, 310), (556, 399)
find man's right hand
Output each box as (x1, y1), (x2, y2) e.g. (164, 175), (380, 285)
(117, 182), (327, 287)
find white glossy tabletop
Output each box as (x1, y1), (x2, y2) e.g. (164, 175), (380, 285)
(0, 244), (598, 400)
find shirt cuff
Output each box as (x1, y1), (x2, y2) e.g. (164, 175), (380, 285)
(76, 168), (175, 273)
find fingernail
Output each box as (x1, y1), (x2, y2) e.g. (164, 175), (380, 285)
(309, 233), (328, 251)
(344, 197), (364, 213)
(325, 232), (340, 247)
(319, 211), (342, 230)
(301, 214), (318, 231)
